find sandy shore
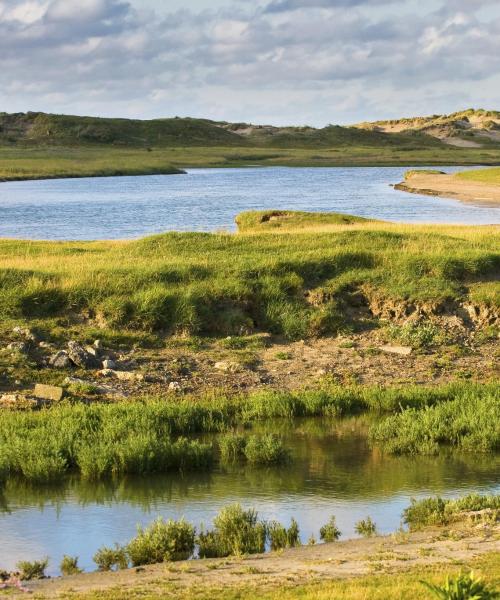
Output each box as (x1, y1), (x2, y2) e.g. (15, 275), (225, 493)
(395, 172), (500, 206)
(11, 523), (499, 598)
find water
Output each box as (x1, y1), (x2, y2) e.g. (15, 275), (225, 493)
(1, 418), (498, 575)
(1, 167), (499, 240)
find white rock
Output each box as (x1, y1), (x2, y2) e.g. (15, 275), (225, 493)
(379, 345), (413, 356)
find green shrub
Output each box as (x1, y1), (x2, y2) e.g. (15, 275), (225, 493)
(219, 433), (247, 462)
(319, 516), (341, 542)
(198, 504), (267, 558)
(355, 517), (377, 537)
(16, 558), (49, 580)
(93, 545), (128, 572)
(421, 571), (499, 599)
(126, 517), (195, 566)
(387, 321), (442, 348)
(267, 518), (301, 551)
(60, 555), (82, 576)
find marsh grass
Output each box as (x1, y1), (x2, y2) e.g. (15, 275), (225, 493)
(370, 388), (500, 455)
(0, 382), (497, 483)
(60, 555), (82, 576)
(403, 494), (500, 529)
(127, 518), (196, 566)
(355, 517), (378, 538)
(268, 519), (301, 551)
(93, 546), (129, 572)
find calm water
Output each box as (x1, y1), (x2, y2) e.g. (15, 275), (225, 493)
(1, 418), (499, 575)
(1, 167), (499, 240)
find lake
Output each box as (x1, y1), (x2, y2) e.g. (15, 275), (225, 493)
(1, 167), (499, 240)
(1, 417), (498, 576)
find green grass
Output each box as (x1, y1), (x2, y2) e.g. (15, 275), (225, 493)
(403, 494), (500, 529)
(370, 387), (500, 455)
(456, 167), (500, 185)
(0, 382), (495, 483)
(0, 212), (498, 340)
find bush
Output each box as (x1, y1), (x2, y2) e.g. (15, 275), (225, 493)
(16, 558), (49, 580)
(60, 555), (82, 576)
(219, 433), (246, 462)
(421, 571), (499, 599)
(355, 517), (377, 538)
(93, 545), (128, 571)
(387, 321), (442, 349)
(126, 517), (195, 566)
(268, 518), (301, 551)
(198, 504), (266, 558)
(319, 516), (341, 542)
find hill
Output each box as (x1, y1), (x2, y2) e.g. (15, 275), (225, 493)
(354, 109), (500, 149)
(0, 111), (441, 150)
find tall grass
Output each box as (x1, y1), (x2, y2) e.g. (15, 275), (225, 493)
(370, 387), (500, 455)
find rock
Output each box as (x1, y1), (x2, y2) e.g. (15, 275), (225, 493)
(214, 361), (241, 373)
(0, 393), (38, 409)
(98, 369), (143, 382)
(34, 384), (64, 402)
(85, 346), (100, 358)
(67, 341), (99, 369)
(93, 339), (103, 349)
(379, 345), (413, 356)
(102, 359), (117, 370)
(7, 341), (28, 353)
(98, 369), (115, 377)
(168, 381), (181, 392)
(12, 327), (37, 342)
(49, 350), (72, 369)
(38, 341), (54, 349)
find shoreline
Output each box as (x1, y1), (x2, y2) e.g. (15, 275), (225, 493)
(18, 523), (500, 598)
(395, 171), (500, 207)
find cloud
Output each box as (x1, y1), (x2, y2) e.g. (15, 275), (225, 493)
(0, 0), (499, 124)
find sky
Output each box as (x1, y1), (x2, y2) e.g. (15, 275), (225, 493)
(0, 0), (499, 126)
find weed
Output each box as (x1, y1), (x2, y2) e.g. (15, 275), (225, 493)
(355, 517), (378, 538)
(60, 555), (82, 576)
(93, 545), (129, 571)
(16, 558), (48, 580)
(268, 519), (301, 551)
(421, 571), (499, 599)
(127, 517), (196, 565)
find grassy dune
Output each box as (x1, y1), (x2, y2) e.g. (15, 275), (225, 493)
(0, 212), (498, 339)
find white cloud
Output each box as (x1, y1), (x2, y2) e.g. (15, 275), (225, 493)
(0, 0), (498, 124)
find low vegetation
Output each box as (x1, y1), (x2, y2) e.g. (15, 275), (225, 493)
(0, 211), (498, 340)
(1, 382), (496, 483)
(456, 167), (500, 185)
(59, 555), (82, 576)
(319, 516), (342, 542)
(355, 517), (378, 538)
(403, 494), (500, 529)
(421, 571), (499, 600)
(370, 387), (500, 455)
(16, 558), (48, 580)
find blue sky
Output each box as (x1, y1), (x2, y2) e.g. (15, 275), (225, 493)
(0, 0), (499, 125)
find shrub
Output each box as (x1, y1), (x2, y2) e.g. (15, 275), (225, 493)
(60, 555), (82, 576)
(387, 321), (442, 349)
(421, 571), (499, 600)
(319, 516), (341, 542)
(198, 504), (266, 558)
(16, 558), (49, 580)
(126, 517), (195, 566)
(268, 518), (301, 551)
(355, 517), (377, 537)
(93, 545), (129, 571)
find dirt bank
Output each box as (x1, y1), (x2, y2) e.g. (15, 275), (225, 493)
(395, 172), (500, 206)
(13, 522), (500, 599)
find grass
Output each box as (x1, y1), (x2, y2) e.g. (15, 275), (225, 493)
(355, 517), (378, 537)
(319, 516), (342, 542)
(0, 211), (498, 340)
(16, 557), (48, 580)
(456, 167), (500, 185)
(369, 386), (500, 455)
(0, 382), (497, 483)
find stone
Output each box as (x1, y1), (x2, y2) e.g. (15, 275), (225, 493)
(67, 341), (99, 369)
(38, 341), (54, 349)
(379, 345), (413, 356)
(168, 381), (181, 392)
(93, 339), (103, 349)
(49, 350), (72, 369)
(34, 384), (64, 402)
(102, 359), (117, 370)
(85, 346), (100, 358)
(0, 394), (37, 409)
(12, 327), (37, 342)
(214, 361), (241, 373)
(7, 341), (28, 353)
